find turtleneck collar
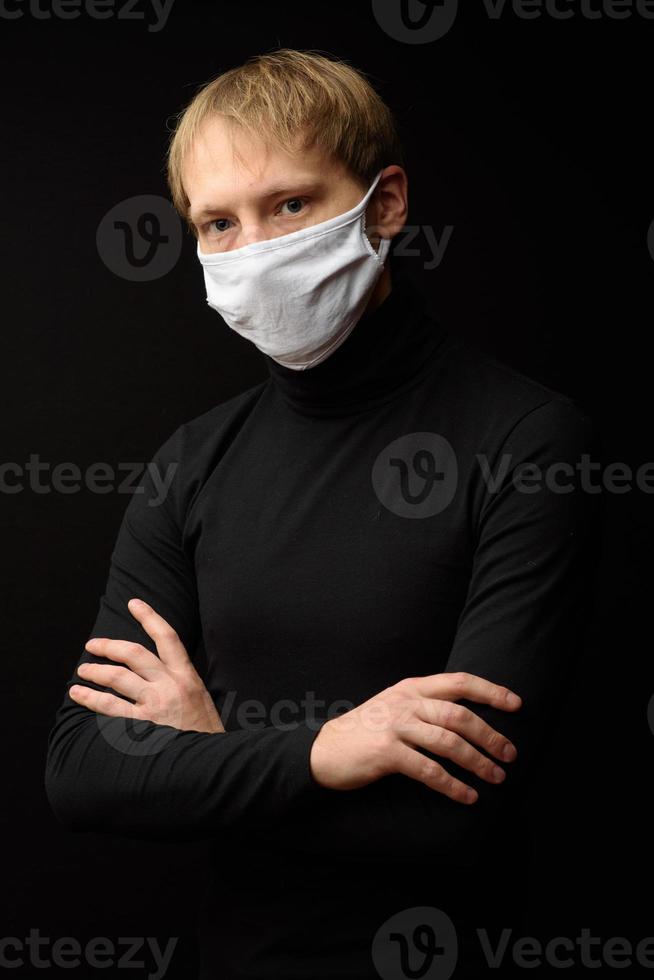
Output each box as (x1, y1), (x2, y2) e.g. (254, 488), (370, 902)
(263, 268), (450, 419)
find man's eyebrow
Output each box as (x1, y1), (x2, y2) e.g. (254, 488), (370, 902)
(190, 180), (324, 222)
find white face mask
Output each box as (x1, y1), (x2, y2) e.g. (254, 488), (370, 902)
(196, 170), (391, 370)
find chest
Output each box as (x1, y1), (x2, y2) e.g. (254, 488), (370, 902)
(187, 403), (474, 721)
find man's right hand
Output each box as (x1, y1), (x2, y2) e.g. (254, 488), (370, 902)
(309, 672), (521, 804)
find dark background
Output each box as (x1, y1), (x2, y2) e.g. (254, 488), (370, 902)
(2, 0), (652, 976)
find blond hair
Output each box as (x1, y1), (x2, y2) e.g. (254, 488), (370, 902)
(165, 48), (405, 233)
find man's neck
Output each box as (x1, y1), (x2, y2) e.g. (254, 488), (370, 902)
(362, 265), (392, 320)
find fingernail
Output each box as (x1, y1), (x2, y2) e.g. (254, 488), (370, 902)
(506, 691), (521, 707)
(492, 766), (505, 782)
(502, 744), (517, 761)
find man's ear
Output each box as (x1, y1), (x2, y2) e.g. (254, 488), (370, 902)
(372, 166), (408, 242)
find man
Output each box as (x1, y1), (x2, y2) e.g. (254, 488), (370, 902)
(46, 48), (598, 979)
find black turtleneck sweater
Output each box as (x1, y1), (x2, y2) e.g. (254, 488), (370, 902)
(45, 268), (599, 979)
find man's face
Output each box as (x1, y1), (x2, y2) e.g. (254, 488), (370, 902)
(183, 115), (377, 254)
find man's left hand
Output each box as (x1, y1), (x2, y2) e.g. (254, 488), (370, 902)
(69, 598), (224, 734)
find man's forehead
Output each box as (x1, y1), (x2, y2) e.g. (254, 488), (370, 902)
(187, 115), (314, 176)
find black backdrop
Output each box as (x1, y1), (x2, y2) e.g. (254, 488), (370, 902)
(2, 1), (653, 976)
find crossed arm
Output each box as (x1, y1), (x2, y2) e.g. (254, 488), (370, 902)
(45, 399), (599, 858)
(68, 595), (522, 800)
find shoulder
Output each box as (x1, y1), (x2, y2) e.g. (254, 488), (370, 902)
(161, 379), (268, 458)
(140, 379), (269, 523)
(432, 337), (595, 456)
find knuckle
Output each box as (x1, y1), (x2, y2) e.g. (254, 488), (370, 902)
(451, 671), (470, 689)
(393, 700), (418, 727)
(439, 703), (461, 729)
(419, 757), (441, 784)
(448, 777), (463, 798)
(385, 701), (404, 726)
(418, 697), (437, 724)
(486, 727), (504, 750)
(176, 679), (192, 697)
(394, 676), (415, 696)
(437, 728), (458, 751)
(113, 643), (134, 660)
(176, 673), (197, 696)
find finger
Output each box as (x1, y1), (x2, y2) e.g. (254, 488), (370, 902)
(84, 638), (161, 680)
(410, 672), (522, 711)
(76, 663), (148, 702)
(127, 598), (190, 670)
(400, 718), (506, 786)
(392, 742), (478, 804)
(69, 683), (140, 718)
(416, 699), (518, 763)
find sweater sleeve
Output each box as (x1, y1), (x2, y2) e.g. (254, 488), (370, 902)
(44, 424), (326, 843)
(262, 397), (602, 865)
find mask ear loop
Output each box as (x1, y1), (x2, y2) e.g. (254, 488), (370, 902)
(361, 172), (390, 267)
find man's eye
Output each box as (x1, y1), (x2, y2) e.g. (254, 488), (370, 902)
(206, 198), (307, 236)
(279, 198), (306, 216)
(211, 218), (232, 234)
